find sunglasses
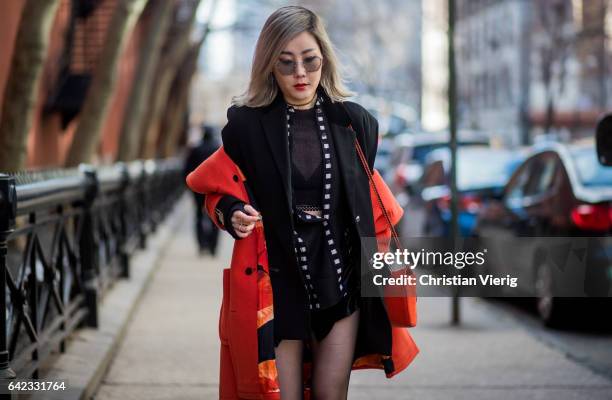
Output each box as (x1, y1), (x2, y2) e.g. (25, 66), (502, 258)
(275, 56), (322, 76)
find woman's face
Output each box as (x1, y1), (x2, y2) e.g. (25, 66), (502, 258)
(273, 31), (323, 106)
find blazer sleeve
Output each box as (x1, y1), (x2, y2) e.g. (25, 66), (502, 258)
(363, 110), (379, 172)
(360, 108), (403, 243)
(345, 101), (379, 171)
(221, 105), (246, 170)
(213, 194), (247, 240)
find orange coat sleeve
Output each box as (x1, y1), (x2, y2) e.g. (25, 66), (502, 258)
(185, 146), (249, 230)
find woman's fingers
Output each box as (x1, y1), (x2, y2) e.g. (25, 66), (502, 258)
(236, 229), (251, 238)
(235, 221), (255, 231)
(232, 209), (260, 225)
(229, 205), (260, 238)
(243, 204), (262, 220)
(231, 208), (257, 238)
(235, 222), (255, 238)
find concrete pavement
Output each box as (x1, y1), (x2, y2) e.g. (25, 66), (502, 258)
(348, 297), (612, 399)
(93, 201), (612, 399)
(94, 198), (231, 400)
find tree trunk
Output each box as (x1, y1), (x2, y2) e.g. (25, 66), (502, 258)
(161, 87), (190, 157)
(159, 84), (185, 157)
(139, 0), (201, 159)
(159, 43), (201, 157)
(0, 0), (61, 172)
(157, 0), (218, 158)
(116, 0), (173, 162)
(64, 0), (148, 167)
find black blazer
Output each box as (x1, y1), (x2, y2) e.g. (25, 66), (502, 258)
(217, 89), (380, 279)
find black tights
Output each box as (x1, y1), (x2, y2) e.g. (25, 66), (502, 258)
(274, 309), (360, 400)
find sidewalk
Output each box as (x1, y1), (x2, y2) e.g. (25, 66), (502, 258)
(94, 202), (612, 400)
(348, 298), (612, 400)
(94, 200), (231, 399)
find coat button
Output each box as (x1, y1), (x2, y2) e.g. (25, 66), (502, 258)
(355, 215), (360, 223)
(245, 267), (253, 275)
(233, 175), (239, 182)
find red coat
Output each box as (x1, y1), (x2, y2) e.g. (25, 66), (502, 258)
(187, 146), (419, 399)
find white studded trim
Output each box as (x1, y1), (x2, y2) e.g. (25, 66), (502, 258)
(285, 95), (348, 306)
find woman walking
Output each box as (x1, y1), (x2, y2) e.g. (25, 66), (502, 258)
(186, 6), (418, 399)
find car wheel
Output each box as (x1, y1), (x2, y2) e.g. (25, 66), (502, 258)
(535, 261), (566, 327)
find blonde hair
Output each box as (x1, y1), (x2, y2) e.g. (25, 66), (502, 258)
(232, 6), (353, 107)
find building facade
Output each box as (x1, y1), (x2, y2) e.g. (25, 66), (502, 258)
(455, 0), (611, 146)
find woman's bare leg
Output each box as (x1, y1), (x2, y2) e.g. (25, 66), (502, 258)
(310, 310), (360, 400)
(275, 339), (304, 400)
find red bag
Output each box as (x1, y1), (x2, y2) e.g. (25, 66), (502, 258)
(354, 135), (418, 328)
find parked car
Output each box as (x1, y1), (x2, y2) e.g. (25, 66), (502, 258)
(389, 130), (490, 197)
(418, 146), (524, 237)
(472, 141), (612, 326)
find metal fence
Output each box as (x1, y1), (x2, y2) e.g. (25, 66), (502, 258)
(0, 158), (184, 380)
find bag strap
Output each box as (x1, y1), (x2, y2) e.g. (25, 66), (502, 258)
(350, 125), (403, 251)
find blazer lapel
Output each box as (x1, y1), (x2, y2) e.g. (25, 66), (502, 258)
(323, 96), (358, 213)
(260, 95), (293, 214)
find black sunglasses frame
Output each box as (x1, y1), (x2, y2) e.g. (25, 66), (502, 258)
(275, 56), (323, 76)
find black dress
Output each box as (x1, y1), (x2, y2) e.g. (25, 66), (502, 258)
(271, 106), (360, 348)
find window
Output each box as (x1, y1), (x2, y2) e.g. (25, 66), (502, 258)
(523, 154), (558, 197)
(505, 159), (533, 206)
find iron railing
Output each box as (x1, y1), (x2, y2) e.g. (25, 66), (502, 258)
(0, 158), (184, 380)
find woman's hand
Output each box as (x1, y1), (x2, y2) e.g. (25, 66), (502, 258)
(231, 204), (261, 238)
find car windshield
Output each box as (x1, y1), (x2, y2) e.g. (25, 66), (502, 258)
(388, 115), (408, 136)
(571, 148), (612, 187)
(411, 141), (489, 165)
(457, 152), (518, 190)
(412, 144), (445, 164)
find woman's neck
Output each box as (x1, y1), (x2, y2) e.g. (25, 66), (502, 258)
(285, 93), (317, 110)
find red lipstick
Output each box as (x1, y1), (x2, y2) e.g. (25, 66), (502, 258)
(294, 83), (308, 91)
